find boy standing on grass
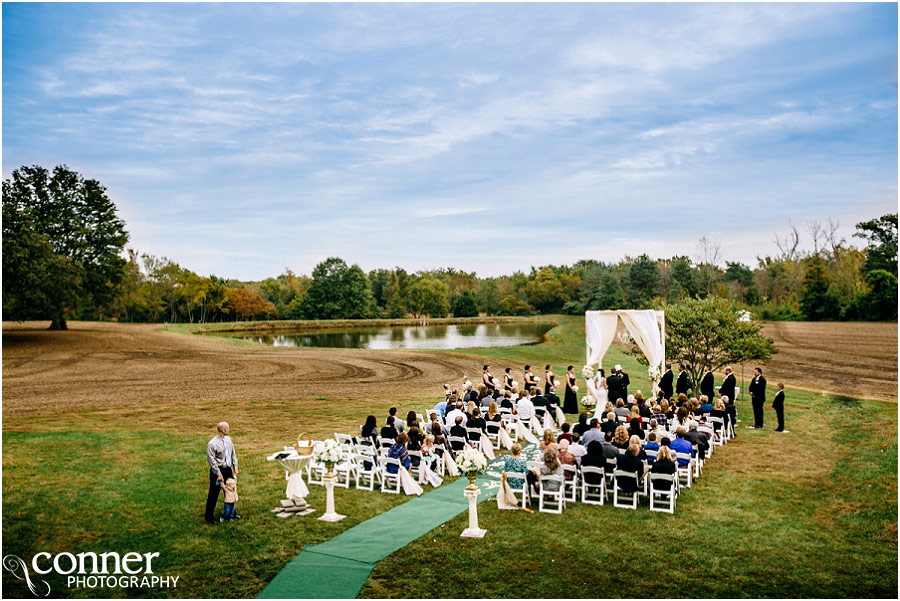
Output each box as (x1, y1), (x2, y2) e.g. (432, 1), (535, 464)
(772, 383), (787, 433)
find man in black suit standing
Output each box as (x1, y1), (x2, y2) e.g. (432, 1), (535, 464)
(772, 383), (786, 432)
(718, 366), (738, 434)
(606, 365), (622, 403)
(700, 364), (715, 401)
(658, 364), (674, 400)
(748, 367), (767, 429)
(675, 364), (692, 397)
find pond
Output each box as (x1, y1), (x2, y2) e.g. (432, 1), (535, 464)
(219, 322), (554, 350)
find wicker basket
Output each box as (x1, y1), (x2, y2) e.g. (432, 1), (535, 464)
(293, 433), (314, 456)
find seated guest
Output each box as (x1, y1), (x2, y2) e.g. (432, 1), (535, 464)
(516, 391), (535, 422)
(531, 448), (563, 494)
(636, 392), (651, 418)
(465, 400), (478, 421)
(449, 415), (469, 443)
(509, 386), (520, 402)
(445, 402), (467, 429)
(699, 394), (713, 414)
(650, 445), (677, 476)
(676, 393), (689, 408)
(360, 415), (378, 445)
(664, 399), (676, 420)
(613, 425), (630, 450)
(582, 418), (604, 446)
(572, 413), (591, 437)
(652, 402), (668, 428)
(684, 422), (710, 461)
(556, 422), (573, 444)
(568, 432), (588, 459)
(532, 390), (548, 416)
(628, 405), (643, 427)
(431, 397), (448, 419)
(670, 427), (694, 466)
(406, 410), (420, 432)
(627, 417), (644, 440)
(581, 441), (606, 481)
(697, 415), (715, 441)
(504, 443), (529, 490)
(545, 386), (561, 411)
(647, 418), (664, 441)
(407, 426), (423, 451)
(557, 439), (576, 478)
(614, 399), (630, 418)
(387, 432), (411, 473)
(644, 431), (660, 463)
(468, 407), (487, 440)
(500, 391), (514, 410)
(601, 431), (618, 461)
(461, 381), (475, 403)
(711, 398), (730, 432)
(486, 402), (503, 424)
(430, 423), (447, 451)
(380, 418), (399, 441)
(615, 443), (645, 492)
(540, 429), (557, 452)
(387, 407), (405, 433)
(629, 434), (647, 462)
(659, 436), (671, 449)
(429, 412), (449, 439)
(601, 412), (619, 437)
(474, 385), (488, 405)
(671, 406), (695, 432)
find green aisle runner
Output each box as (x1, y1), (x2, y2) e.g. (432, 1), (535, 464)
(259, 446), (540, 599)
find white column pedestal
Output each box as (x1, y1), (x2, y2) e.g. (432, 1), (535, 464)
(318, 472), (346, 522)
(460, 483), (486, 538)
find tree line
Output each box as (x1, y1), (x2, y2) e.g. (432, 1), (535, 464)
(3, 165), (897, 327)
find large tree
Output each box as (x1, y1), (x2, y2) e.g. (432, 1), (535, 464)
(407, 276), (449, 318)
(298, 257), (375, 319)
(659, 296), (776, 389)
(854, 213), (898, 276)
(2, 165), (129, 329)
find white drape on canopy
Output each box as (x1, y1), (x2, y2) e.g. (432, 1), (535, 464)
(585, 309), (665, 372)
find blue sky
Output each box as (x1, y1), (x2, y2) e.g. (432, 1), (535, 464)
(3, 2), (897, 280)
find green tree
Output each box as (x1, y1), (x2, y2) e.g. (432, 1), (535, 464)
(385, 268), (410, 318)
(299, 257), (375, 319)
(862, 269), (898, 321)
(669, 256), (700, 299)
(628, 254), (659, 307)
(662, 296), (777, 388)
(800, 256), (840, 320)
(525, 266), (567, 313)
(450, 290), (478, 317)
(498, 294), (532, 316)
(2, 165), (129, 329)
(854, 213), (898, 275)
(368, 269), (391, 309)
(408, 276), (449, 317)
(475, 279), (501, 315)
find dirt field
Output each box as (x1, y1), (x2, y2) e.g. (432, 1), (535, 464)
(761, 321), (897, 402)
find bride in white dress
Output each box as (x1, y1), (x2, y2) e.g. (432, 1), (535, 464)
(593, 368), (609, 420)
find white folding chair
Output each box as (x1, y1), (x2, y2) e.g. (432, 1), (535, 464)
(307, 459), (325, 486)
(580, 466), (606, 505)
(613, 469), (640, 509)
(334, 433), (353, 446)
(354, 452), (380, 491)
(380, 457), (401, 494)
(378, 437), (394, 456)
(676, 452), (693, 488)
(432, 445), (447, 476)
(649, 473), (677, 513)
(334, 457), (355, 488)
(604, 457), (617, 494)
(486, 422), (502, 450)
(562, 464), (578, 503)
(466, 427), (483, 444)
(645, 449), (658, 464)
(448, 436), (467, 455)
(692, 444), (703, 478)
(503, 471), (530, 508)
(538, 474), (565, 514)
(407, 450), (423, 479)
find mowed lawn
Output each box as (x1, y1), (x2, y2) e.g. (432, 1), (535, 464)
(2, 317), (897, 598)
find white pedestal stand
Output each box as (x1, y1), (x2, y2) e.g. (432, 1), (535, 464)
(460, 477), (486, 538)
(318, 471), (346, 522)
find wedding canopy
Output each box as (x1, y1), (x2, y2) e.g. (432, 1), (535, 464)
(585, 309), (665, 373)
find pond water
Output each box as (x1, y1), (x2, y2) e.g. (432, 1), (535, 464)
(219, 322), (553, 350)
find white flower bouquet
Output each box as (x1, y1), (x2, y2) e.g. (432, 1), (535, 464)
(312, 439), (343, 469)
(511, 380), (519, 388)
(581, 365), (595, 380)
(582, 396), (597, 408)
(572, 385), (579, 392)
(648, 365), (662, 381)
(457, 445), (487, 477)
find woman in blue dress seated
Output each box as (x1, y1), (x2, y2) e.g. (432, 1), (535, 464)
(387, 432), (411, 473)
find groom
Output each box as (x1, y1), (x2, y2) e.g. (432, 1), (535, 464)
(607, 365), (629, 403)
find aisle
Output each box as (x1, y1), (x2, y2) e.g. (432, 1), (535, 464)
(258, 446), (537, 598)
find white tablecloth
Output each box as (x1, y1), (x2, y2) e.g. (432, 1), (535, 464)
(267, 452), (312, 500)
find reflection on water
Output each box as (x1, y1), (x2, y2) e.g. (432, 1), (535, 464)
(222, 323), (552, 350)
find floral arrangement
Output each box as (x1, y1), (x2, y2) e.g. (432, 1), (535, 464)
(581, 365), (595, 380)
(582, 396), (597, 408)
(456, 445), (487, 476)
(312, 439), (343, 468)
(648, 365), (662, 381)
(511, 380), (519, 388)
(572, 385), (579, 392)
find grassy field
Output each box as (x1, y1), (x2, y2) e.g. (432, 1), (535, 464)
(2, 316), (897, 598)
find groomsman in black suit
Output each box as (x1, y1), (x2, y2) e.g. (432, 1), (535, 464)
(748, 367), (767, 428)
(607, 364), (630, 403)
(718, 366), (738, 432)
(700, 365), (715, 400)
(772, 383), (786, 432)
(544, 386), (561, 412)
(658, 364), (674, 400)
(675, 364), (692, 396)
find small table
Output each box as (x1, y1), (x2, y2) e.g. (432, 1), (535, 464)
(267, 451), (313, 501)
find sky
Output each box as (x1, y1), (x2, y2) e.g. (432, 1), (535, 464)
(3, 2), (897, 280)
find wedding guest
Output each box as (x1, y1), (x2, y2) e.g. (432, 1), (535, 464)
(601, 412), (619, 437)
(670, 428), (694, 467)
(629, 434), (647, 462)
(644, 432), (660, 464)
(614, 399), (630, 418)
(360, 415), (378, 445)
(557, 439), (577, 477)
(532, 448), (563, 494)
(573, 413), (591, 437)
(628, 417), (644, 440)
(545, 385), (561, 411)
(466, 400), (478, 421)
(431, 396), (448, 419)
(380, 417), (399, 441)
(509, 386), (520, 402)
(406, 410), (420, 431)
(601, 431), (618, 461)
(516, 390), (535, 422)
(501, 391), (514, 410)
(582, 418), (604, 446)
(221, 477), (239, 522)
(556, 422), (573, 444)
(205, 421), (239, 525)
(616, 444), (644, 492)
(772, 383), (786, 432)
(430, 423), (447, 450)
(387, 432), (411, 473)
(504, 443), (529, 490)
(636, 393), (651, 418)
(407, 426), (423, 451)
(613, 425), (629, 450)
(544, 364), (556, 395)
(569, 432), (588, 459)
(711, 398), (731, 433)
(486, 401), (502, 424)
(653, 401), (669, 427)
(468, 407), (487, 436)
(699, 395), (713, 414)
(650, 445), (677, 476)
(421, 434), (439, 472)
(445, 402), (467, 429)
(628, 405), (642, 427)
(581, 441), (606, 476)
(541, 429), (557, 452)
(450, 415), (468, 444)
